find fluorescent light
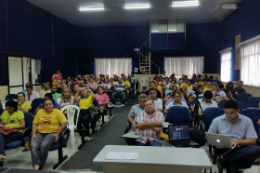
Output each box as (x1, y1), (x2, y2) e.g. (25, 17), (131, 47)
(124, 5), (151, 10)
(79, 7), (104, 11)
(172, 0), (199, 7)
(151, 30), (159, 33)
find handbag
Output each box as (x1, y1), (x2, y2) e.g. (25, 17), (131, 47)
(88, 105), (101, 121)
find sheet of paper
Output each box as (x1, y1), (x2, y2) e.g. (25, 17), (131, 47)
(105, 152), (139, 160)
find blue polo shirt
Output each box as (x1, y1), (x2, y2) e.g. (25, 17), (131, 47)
(208, 114), (258, 141)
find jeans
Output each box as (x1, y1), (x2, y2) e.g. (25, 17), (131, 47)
(112, 92), (125, 104)
(0, 132), (22, 166)
(31, 133), (56, 167)
(216, 145), (260, 173)
(78, 110), (92, 136)
(136, 141), (162, 147)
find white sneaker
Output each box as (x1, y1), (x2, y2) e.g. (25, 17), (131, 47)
(112, 104), (115, 107)
(121, 104), (125, 107)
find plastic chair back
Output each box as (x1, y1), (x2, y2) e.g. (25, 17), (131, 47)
(248, 97), (260, 108)
(166, 106), (190, 125)
(204, 108), (224, 126)
(237, 93), (252, 104)
(140, 77), (149, 92)
(238, 101), (248, 113)
(31, 98), (44, 114)
(218, 100), (227, 108)
(61, 105), (80, 128)
(5, 94), (17, 101)
(242, 108), (260, 132)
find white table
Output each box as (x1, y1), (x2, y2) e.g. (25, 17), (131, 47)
(93, 145), (212, 173)
(122, 131), (140, 139)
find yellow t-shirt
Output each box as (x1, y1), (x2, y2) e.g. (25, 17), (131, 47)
(123, 80), (130, 88)
(187, 85), (193, 91)
(180, 83), (186, 89)
(204, 87), (212, 92)
(157, 85), (162, 91)
(198, 81), (203, 86)
(1, 110), (24, 132)
(39, 89), (51, 98)
(79, 95), (93, 110)
(19, 101), (32, 110)
(33, 109), (67, 134)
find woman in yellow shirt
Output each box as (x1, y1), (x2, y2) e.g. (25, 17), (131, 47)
(17, 92), (31, 113)
(204, 81), (212, 92)
(74, 88), (96, 138)
(31, 99), (68, 170)
(0, 100), (25, 166)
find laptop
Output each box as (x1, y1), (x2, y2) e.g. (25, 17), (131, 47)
(168, 125), (199, 147)
(205, 132), (234, 149)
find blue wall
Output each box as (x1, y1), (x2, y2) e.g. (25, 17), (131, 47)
(77, 26), (149, 74)
(0, 0), (78, 85)
(219, 0), (260, 80)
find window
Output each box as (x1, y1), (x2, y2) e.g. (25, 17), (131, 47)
(240, 38), (260, 87)
(95, 58), (132, 76)
(220, 48), (232, 82)
(164, 57), (204, 76)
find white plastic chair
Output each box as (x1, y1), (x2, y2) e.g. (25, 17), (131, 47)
(140, 77), (149, 93)
(61, 105), (80, 150)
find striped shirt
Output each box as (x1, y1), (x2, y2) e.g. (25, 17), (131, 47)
(136, 111), (165, 144)
(115, 82), (126, 91)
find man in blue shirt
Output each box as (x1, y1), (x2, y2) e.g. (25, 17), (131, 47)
(208, 100), (260, 173)
(112, 78), (127, 107)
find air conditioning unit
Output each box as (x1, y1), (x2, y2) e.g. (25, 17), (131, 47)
(214, 4), (237, 19)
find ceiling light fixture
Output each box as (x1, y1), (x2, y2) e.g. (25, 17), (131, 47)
(124, 5), (151, 10)
(172, 0), (199, 7)
(79, 7), (105, 11)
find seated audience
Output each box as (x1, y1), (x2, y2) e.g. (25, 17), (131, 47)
(209, 75), (217, 84)
(135, 98), (164, 147)
(66, 76), (71, 85)
(88, 77), (98, 92)
(0, 100), (25, 167)
(198, 91), (218, 114)
(191, 73), (197, 82)
(101, 78), (113, 95)
(95, 86), (109, 107)
(212, 84), (229, 102)
(165, 92), (187, 107)
(204, 81), (212, 92)
(17, 92), (31, 113)
(74, 88), (96, 137)
(112, 78), (127, 107)
(51, 85), (61, 102)
(224, 81), (234, 95)
(70, 77), (79, 90)
(164, 77), (171, 88)
(186, 79), (193, 91)
(171, 79), (179, 88)
(231, 80), (246, 101)
(98, 76), (105, 85)
(208, 100), (260, 173)
(165, 84), (178, 96)
(22, 83), (31, 93)
(34, 93), (60, 115)
(52, 70), (62, 82)
(56, 87), (74, 109)
(198, 76), (203, 85)
(127, 94), (147, 131)
(148, 88), (163, 112)
(164, 92), (188, 114)
(179, 78), (188, 91)
(39, 82), (51, 98)
(31, 99), (68, 170)
(145, 81), (162, 98)
(61, 79), (67, 88)
(187, 81), (198, 96)
(178, 74), (185, 84)
(71, 84), (80, 97)
(25, 85), (40, 104)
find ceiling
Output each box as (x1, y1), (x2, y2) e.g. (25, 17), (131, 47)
(27, 0), (241, 27)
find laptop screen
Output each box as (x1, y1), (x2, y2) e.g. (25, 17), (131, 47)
(168, 125), (190, 141)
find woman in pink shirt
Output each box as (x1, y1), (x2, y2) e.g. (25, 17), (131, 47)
(95, 86), (109, 107)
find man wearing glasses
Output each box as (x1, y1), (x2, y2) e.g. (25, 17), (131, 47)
(25, 85), (40, 104)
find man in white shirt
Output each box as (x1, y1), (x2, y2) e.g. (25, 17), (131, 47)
(25, 85), (40, 104)
(160, 71), (167, 79)
(198, 91), (218, 114)
(148, 88), (162, 112)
